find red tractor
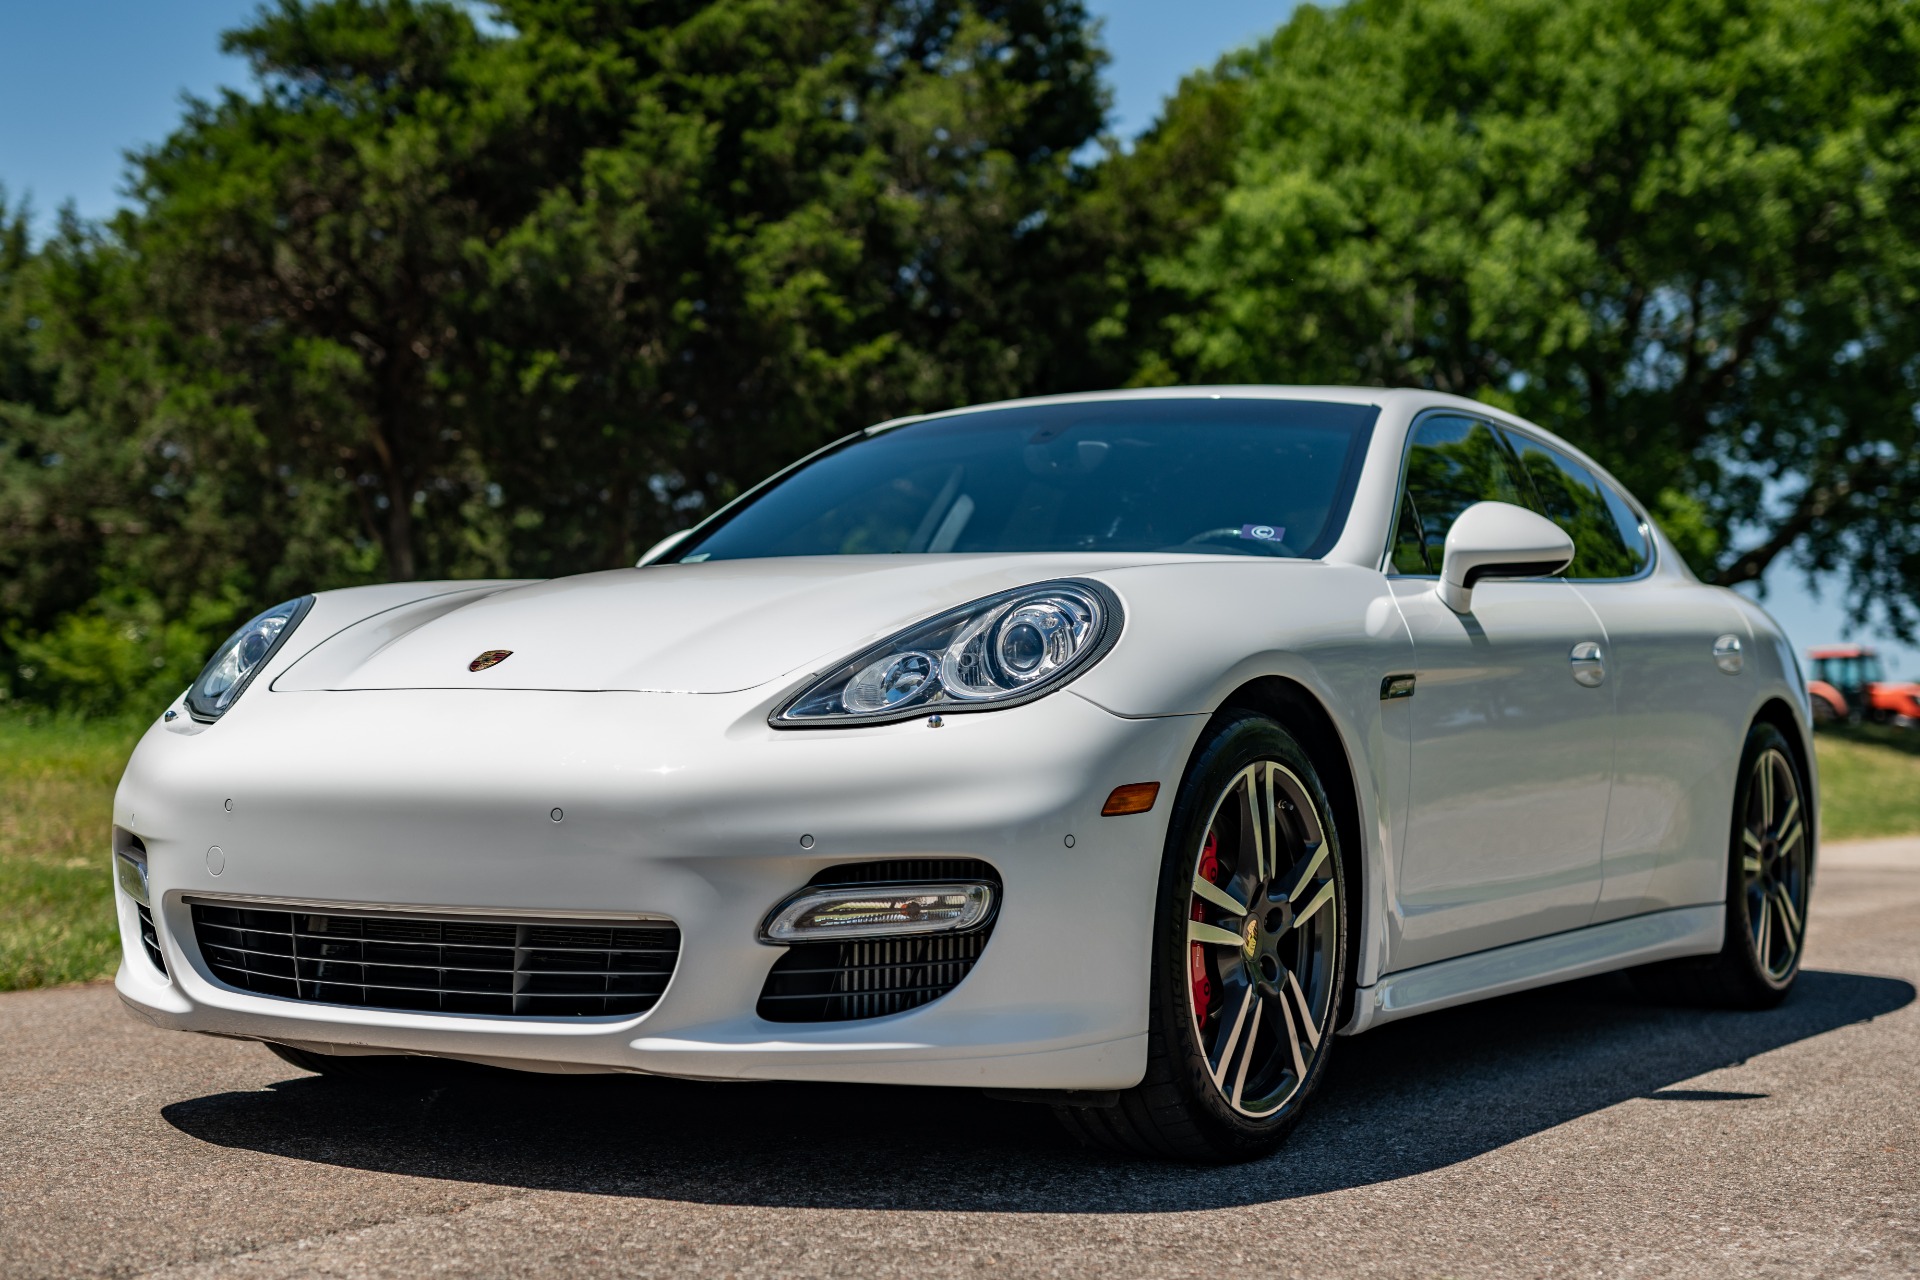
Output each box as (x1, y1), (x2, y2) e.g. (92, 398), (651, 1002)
(1806, 644), (1920, 726)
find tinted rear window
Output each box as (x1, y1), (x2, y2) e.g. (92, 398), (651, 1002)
(1504, 430), (1651, 580)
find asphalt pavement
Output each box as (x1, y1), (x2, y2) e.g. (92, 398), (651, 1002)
(3, 839), (1916, 1278)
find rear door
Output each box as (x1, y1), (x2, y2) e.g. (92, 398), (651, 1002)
(1386, 414), (1614, 971)
(1500, 429), (1752, 921)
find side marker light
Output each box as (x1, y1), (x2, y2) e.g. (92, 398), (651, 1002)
(1101, 782), (1161, 816)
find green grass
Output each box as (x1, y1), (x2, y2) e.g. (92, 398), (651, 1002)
(1814, 722), (1920, 842)
(0, 715), (147, 990)
(0, 712), (1915, 993)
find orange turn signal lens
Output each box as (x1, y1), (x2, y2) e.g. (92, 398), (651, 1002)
(1101, 782), (1161, 816)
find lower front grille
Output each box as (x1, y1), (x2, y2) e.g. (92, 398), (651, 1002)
(136, 904), (166, 975)
(757, 859), (999, 1023)
(190, 902), (679, 1018)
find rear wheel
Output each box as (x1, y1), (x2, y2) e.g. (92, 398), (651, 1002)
(1055, 713), (1347, 1162)
(1632, 722), (1811, 1008)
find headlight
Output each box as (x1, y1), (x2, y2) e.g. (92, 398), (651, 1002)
(773, 579), (1120, 727)
(185, 596), (314, 722)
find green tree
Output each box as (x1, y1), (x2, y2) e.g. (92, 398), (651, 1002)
(0, 204), (256, 708)
(100, 0), (507, 588)
(1, 202), (134, 691)
(0, 0), (1108, 711)
(1053, 60), (1253, 391)
(465, 0), (1107, 570)
(35, 0), (1104, 581)
(1138, 0), (1920, 628)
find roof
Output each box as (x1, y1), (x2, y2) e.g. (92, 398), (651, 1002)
(865, 385), (1464, 435)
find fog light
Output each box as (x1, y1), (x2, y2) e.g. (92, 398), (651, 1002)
(759, 882), (996, 944)
(114, 851), (151, 906)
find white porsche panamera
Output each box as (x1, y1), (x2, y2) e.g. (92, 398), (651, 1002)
(112, 387), (1815, 1162)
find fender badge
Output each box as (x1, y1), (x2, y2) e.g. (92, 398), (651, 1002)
(469, 650), (513, 672)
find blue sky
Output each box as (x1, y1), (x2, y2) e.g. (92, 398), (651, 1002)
(0, 0), (1909, 676)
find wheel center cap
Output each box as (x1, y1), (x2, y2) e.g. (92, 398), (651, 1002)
(1242, 916), (1261, 959)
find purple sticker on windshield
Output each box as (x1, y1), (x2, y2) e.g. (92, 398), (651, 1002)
(1240, 524), (1285, 543)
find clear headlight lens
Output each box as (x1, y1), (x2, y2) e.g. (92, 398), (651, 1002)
(185, 596), (314, 722)
(773, 579), (1120, 726)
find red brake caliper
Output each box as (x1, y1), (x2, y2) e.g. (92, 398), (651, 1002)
(1190, 830), (1220, 1018)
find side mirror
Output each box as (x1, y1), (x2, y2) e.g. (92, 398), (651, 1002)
(636, 529), (692, 566)
(1437, 501), (1574, 613)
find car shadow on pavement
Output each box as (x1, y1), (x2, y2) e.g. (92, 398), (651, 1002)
(162, 968), (1913, 1213)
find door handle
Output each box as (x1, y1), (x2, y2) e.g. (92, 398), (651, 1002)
(1569, 640), (1606, 688)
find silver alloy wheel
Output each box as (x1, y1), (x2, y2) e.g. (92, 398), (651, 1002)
(1742, 746), (1810, 982)
(1185, 761), (1339, 1117)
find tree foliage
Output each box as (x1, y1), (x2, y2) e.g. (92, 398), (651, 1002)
(465, 0), (1106, 574)
(0, 0), (1107, 707)
(5, 0), (1920, 714)
(1134, 0), (1920, 618)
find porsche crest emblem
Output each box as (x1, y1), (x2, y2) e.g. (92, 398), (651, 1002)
(468, 650), (513, 673)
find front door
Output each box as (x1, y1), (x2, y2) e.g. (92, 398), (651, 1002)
(1390, 579), (1614, 968)
(1384, 413), (1614, 970)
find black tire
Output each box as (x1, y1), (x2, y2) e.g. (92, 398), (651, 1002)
(1631, 721), (1812, 1009)
(1055, 712), (1348, 1162)
(265, 1041), (455, 1087)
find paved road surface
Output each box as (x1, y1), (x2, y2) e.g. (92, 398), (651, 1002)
(4, 841), (1916, 1278)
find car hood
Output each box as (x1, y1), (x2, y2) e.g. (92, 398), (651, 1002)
(274, 554), (1203, 695)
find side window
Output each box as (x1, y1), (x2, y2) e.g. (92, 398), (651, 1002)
(1390, 490), (1430, 574)
(1389, 414), (1531, 574)
(1598, 480), (1652, 575)
(1503, 432), (1649, 579)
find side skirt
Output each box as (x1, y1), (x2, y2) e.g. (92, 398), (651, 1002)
(1341, 904), (1724, 1034)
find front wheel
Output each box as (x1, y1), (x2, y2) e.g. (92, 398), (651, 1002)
(1631, 721), (1812, 1008)
(1056, 713), (1347, 1162)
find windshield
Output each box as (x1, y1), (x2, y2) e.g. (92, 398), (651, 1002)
(671, 399), (1379, 562)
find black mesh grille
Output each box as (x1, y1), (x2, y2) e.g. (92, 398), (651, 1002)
(136, 904), (166, 975)
(757, 860), (999, 1023)
(190, 903), (679, 1018)
(805, 859), (999, 888)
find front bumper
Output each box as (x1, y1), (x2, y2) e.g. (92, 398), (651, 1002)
(113, 687), (1201, 1089)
